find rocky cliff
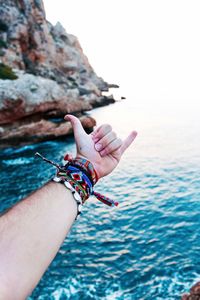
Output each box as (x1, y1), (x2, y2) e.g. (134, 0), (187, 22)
(0, 0), (116, 146)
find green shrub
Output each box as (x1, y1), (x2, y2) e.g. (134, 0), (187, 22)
(0, 39), (7, 48)
(0, 63), (18, 80)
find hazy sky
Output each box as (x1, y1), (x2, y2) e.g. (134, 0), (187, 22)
(43, 0), (200, 108)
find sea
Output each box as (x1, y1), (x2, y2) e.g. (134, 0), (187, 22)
(0, 99), (200, 299)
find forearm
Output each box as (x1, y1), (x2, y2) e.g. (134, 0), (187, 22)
(0, 182), (77, 299)
(0, 116), (137, 300)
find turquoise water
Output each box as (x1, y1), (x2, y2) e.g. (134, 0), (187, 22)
(0, 101), (200, 299)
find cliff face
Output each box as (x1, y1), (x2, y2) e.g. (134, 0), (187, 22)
(0, 0), (115, 146)
(0, 0), (105, 89)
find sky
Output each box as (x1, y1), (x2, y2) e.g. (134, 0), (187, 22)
(43, 0), (200, 108)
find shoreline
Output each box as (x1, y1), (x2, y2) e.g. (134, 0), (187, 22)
(0, 95), (116, 149)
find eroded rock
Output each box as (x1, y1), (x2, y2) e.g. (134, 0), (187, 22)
(0, 115), (96, 147)
(181, 282), (200, 300)
(0, 0), (118, 146)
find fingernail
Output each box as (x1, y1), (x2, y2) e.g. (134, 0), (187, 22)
(64, 114), (71, 121)
(95, 143), (102, 151)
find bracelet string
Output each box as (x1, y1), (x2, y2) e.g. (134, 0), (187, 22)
(35, 152), (118, 218)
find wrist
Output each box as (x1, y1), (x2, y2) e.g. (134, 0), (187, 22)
(75, 155), (101, 180)
(71, 156), (99, 183)
(35, 152), (118, 221)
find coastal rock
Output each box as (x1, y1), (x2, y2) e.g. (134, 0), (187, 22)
(0, 115), (96, 147)
(0, 0), (118, 146)
(0, 72), (92, 125)
(181, 282), (200, 300)
(0, 0), (107, 90)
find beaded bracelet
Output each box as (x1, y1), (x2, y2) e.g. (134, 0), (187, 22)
(35, 152), (118, 220)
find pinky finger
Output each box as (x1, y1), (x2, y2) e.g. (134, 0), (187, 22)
(100, 138), (122, 157)
(120, 131), (137, 155)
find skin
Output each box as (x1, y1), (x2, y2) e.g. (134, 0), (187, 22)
(0, 115), (137, 300)
(64, 115), (137, 178)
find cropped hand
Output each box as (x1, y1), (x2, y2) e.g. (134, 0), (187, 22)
(64, 115), (137, 179)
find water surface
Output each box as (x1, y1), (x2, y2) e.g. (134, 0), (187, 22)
(0, 101), (200, 299)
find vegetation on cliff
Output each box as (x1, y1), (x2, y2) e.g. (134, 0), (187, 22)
(0, 63), (18, 80)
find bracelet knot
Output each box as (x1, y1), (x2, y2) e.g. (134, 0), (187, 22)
(35, 152), (118, 220)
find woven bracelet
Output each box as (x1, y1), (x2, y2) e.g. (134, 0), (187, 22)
(35, 152), (118, 220)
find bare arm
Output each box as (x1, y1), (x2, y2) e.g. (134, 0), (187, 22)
(0, 115), (137, 299)
(0, 182), (76, 299)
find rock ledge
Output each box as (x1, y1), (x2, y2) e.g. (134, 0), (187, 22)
(0, 0), (118, 147)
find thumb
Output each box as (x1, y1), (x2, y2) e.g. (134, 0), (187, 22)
(120, 131), (137, 155)
(64, 114), (86, 142)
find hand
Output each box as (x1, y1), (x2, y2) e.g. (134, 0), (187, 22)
(64, 115), (137, 179)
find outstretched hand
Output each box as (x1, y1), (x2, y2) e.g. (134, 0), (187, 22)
(64, 115), (137, 179)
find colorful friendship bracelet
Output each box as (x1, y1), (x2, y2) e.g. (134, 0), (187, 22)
(35, 152), (119, 220)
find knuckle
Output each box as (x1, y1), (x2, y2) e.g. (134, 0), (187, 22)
(105, 143), (112, 153)
(111, 131), (117, 139)
(103, 124), (112, 132)
(95, 124), (111, 138)
(117, 138), (122, 145)
(100, 149), (107, 156)
(101, 136), (109, 147)
(106, 144), (112, 152)
(102, 132), (115, 146)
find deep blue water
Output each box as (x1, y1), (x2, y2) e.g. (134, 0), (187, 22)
(0, 101), (200, 299)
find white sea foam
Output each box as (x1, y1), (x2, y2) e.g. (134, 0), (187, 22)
(2, 157), (34, 165)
